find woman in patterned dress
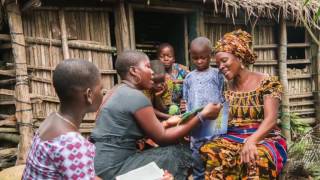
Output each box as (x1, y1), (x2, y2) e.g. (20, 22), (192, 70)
(200, 30), (287, 180)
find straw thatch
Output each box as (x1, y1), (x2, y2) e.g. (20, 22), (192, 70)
(201, 0), (320, 25)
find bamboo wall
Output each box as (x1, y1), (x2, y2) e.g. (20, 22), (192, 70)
(286, 28), (315, 123)
(22, 8), (116, 135)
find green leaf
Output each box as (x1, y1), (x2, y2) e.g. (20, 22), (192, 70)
(178, 106), (204, 125)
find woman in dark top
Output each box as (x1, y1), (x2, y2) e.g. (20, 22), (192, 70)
(91, 50), (222, 180)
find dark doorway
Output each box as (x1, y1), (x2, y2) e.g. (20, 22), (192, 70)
(134, 11), (186, 65)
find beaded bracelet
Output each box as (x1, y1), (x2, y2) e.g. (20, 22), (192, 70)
(196, 112), (205, 123)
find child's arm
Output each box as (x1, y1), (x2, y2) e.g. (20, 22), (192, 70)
(173, 79), (184, 84)
(182, 75), (189, 112)
(154, 108), (171, 120)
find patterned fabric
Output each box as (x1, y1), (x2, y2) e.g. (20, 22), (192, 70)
(23, 132), (95, 180)
(166, 63), (189, 105)
(200, 76), (287, 180)
(215, 29), (257, 65)
(183, 67), (225, 141)
(143, 87), (172, 107)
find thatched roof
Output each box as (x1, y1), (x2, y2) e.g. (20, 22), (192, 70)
(207, 0), (320, 25)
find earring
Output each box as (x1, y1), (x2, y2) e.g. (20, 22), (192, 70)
(240, 64), (245, 69)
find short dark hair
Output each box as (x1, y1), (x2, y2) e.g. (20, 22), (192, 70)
(150, 60), (165, 74)
(190, 37), (212, 53)
(115, 50), (149, 78)
(53, 59), (100, 102)
(157, 43), (174, 57)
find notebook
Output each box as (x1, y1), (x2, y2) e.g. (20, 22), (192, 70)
(116, 162), (164, 180)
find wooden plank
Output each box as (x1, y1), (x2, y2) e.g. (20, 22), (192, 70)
(289, 92), (313, 98)
(0, 89), (14, 96)
(287, 59), (311, 64)
(5, 0), (34, 165)
(287, 43), (310, 48)
(292, 108), (315, 115)
(30, 76), (52, 84)
(35, 7), (113, 11)
(0, 43), (12, 49)
(0, 128), (18, 133)
(30, 94), (60, 103)
(0, 100), (15, 105)
(278, 17), (290, 141)
(127, 4), (136, 49)
(100, 70), (117, 75)
(114, 1), (131, 53)
(287, 74), (312, 80)
(58, 9), (70, 59)
(0, 70), (15, 77)
(132, 3), (196, 13)
(253, 44), (278, 49)
(289, 100), (314, 106)
(254, 60), (278, 65)
(25, 36), (116, 52)
(0, 34), (11, 41)
(314, 34), (320, 125)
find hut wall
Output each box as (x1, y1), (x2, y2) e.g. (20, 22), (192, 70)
(252, 25), (278, 76)
(286, 27), (315, 123)
(21, 8), (116, 135)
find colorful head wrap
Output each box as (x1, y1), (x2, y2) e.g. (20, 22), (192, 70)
(214, 29), (257, 65)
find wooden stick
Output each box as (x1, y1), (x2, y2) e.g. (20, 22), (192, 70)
(0, 79), (16, 87)
(114, 1), (130, 53)
(5, 0), (34, 165)
(0, 70), (15, 77)
(314, 33), (320, 129)
(0, 89), (14, 96)
(0, 148), (17, 159)
(278, 17), (291, 142)
(25, 36), (116, 52)
(58, 9), (70, 59)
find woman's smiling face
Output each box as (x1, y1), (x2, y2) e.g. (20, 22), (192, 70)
(215, 52), (242, 80)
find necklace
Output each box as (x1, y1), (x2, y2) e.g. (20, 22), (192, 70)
(56, 112), (79, 131)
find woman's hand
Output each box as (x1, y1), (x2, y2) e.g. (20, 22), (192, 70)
(161, 170), (174, 180)
(164, 115), (181, 127)
(200, 103), (222, 120)
(240, 138), (259, 165)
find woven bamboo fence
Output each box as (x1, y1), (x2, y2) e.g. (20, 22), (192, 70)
(22, 8), (115, 133)
(0, 7), (116, 169)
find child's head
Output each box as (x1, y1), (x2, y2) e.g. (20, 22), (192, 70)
(157, 43), (175, 69)
(115, 50), (153, 90)
(150, 60), (166, 92)
(190, 37), (212, 71)
(53, 59), (103, 112)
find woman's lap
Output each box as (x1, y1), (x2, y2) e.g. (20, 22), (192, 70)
(117, 143), (192, 180)
(200, 138), (277, 180)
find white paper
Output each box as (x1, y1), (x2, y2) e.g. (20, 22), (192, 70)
(116, 162), (164, 180)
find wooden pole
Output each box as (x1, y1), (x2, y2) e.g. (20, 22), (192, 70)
(5, 0), (34, 165)
(314, 33), (320, 130)
(278, 17), (291, 142)
(127, 4), (135, 50)
(114, 1), (131, 53)
(58, 9), (70, 59)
